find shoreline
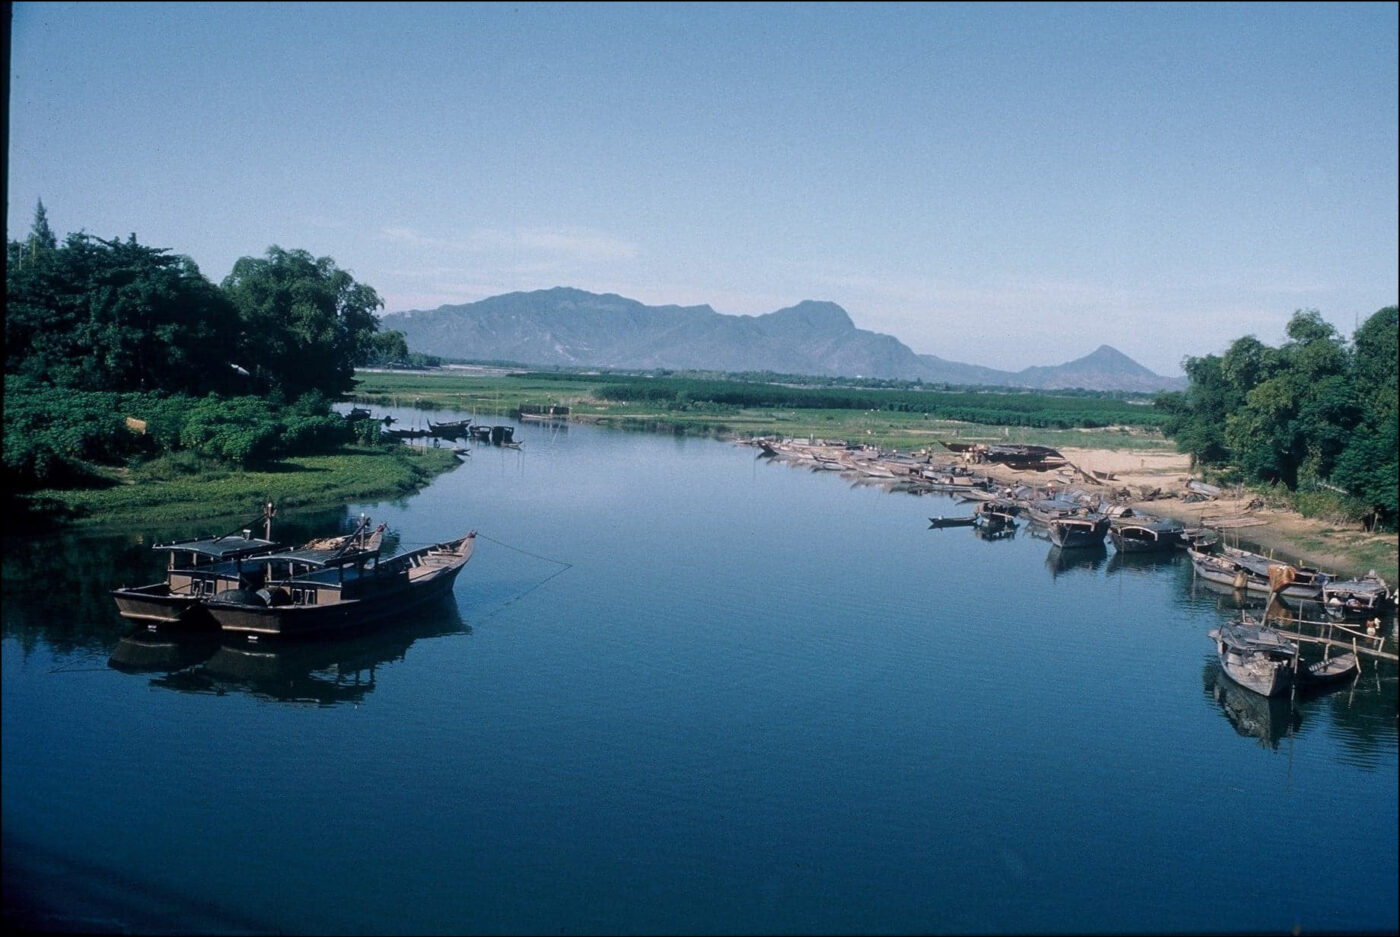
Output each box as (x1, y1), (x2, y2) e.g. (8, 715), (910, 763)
(970, 445), (1397, 583)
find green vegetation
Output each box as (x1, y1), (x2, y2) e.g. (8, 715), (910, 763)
(1154, 307), (1398, 531)
(4, 203), (455, 526)
(16, 445), (457, 531)
(350, 368), (1176, 455)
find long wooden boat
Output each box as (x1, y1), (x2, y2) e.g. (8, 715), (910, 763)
(111, 506), (285, 628)
(1321, 574), (1393, 620)
(427, 418), (472, 438)
(111, 516), (385, 630)
(1108, 517), (1189, 553)
(1187, 547), (1330, 602)
(1047, 514), (1110, 548)
(205, 531), (476, 640)
(1209, 619), (1298, 698)
(973, 500), (1018, 532)
(928, 515), (977, 528)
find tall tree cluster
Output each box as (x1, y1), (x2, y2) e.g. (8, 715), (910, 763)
(5, 202), (405, 401)
(1155, 307), (1399, 526)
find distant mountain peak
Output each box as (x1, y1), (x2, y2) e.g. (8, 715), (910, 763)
(764, 300), (854, 330)
(382, 288), (1182, 392)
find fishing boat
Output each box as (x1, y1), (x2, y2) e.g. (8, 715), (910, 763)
(1108, 516), (1190, 553)
(1320, 572), (1393, 620)
(1047, 513), (1110, 548)
(427, 418), (472, 438)
(1208, 618), (1298, 698)
(973, 500), (1019, 532)
(111, 505), (283, 629)
(928, 515), (977, 528)
(1301, 651), (1360, 687)
(111, 513), (386, 630)
(205, 530), (477, 640)
(1188, 546), (1331, 601)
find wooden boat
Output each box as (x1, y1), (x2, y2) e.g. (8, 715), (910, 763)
(928, 515), (977, 528)
(1047, 514), (1110, 548)
(1022, 496), (1087, 526)
(383, 426), (431, 440)
(1320, 573), (1393, 620)
(1207, 664), (1299, 749)
(111, 506), (284, 629)
(1108, 517), (1190, 553)
(1209, 618), (1298, 698)
(1188, 547), (1330, 602)
(112, 511), (386, 629)
(973, 500), (1018, 532)
(977, 444), (1068, 471)
(1301, 652), (1359, 687)
(427, 418), (472, 438)
(205, 531), (476, 640)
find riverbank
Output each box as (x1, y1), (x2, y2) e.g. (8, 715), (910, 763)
(975, 445), (1398, 582)
(10, 445), (459, 533)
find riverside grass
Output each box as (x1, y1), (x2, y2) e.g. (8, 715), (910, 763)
(22, 445), (458, 530)
(352, 369), (1177, 455)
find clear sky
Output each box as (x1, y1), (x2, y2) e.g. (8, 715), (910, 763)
(7, 2), (1397, 376)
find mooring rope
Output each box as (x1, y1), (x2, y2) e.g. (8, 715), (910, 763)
(473, 532), (572, 569)
(469, 532), (574, 623)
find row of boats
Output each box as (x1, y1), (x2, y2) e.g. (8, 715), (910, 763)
(748, 437), (1395, 703)
(110, 505), (477, 642)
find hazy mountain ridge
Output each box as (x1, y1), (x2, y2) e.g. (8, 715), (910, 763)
(381, 287), (1185, 392)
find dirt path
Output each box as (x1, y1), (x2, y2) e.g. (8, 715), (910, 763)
(975, 446), (1398, 581)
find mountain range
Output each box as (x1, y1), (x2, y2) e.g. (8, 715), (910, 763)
(380, 287), (1185, 393)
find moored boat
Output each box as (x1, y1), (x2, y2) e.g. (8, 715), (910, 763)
(1209, 619), (1298, 698)
(1188, 547), (1331, 602)
(1047, 513), (1110, 548)
(111, 513), (386, 630)
(205, 531), (477, 640)
(1108, 516), (1190, 553)
(1321, 572), (1393, 620)
(111, 506), (283, 629)
(427, 418), (472, 438)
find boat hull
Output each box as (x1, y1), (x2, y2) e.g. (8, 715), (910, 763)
(1189, 551), (1324, 601)
(1048, 516), (1110, 548)
(208, 534), (475, 640)
(111, 584), (209, 627)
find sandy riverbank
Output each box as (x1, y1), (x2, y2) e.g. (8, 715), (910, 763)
(969, 446), (1398, 582)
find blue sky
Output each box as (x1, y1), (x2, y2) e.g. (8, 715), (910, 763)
(8, 2), (1397, 376)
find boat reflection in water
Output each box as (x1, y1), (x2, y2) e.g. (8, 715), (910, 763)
(108, 600), (469, 706)
(1045, 543), (1108, 578)
(1204, 661), (1301, 750)
(1190, 575), (1269, 610)
(108, 631), (221, 674)
(1106, 549), (1182, 577)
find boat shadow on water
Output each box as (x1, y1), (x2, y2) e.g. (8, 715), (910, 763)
(1045, 543), (1108, 577)
(107, 597), (470, 706)
(1203, 660), (1302, 750)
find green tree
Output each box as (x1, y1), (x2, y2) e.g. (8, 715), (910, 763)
(6, 229), (242, 395)
(362, 329), (410, 365)
(221, 246), (383, 400)
(1332, 306), (1399, 526)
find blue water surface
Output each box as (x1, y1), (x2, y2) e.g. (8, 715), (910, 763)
(3, 419), (1397, 935)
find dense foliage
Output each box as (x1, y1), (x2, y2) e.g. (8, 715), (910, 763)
(4, 203), (396, 491)
(1155, 307), (1398, 527)
(514, 371), (1166, 430)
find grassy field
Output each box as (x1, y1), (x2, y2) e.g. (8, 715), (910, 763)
(351, 368), (1178, 455)
(16, 445), (459, 531)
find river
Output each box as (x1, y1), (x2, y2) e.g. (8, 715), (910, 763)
(3, 417), (1397, 935)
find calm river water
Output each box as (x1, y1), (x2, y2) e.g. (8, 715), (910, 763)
(3, 417), (1397, 935)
